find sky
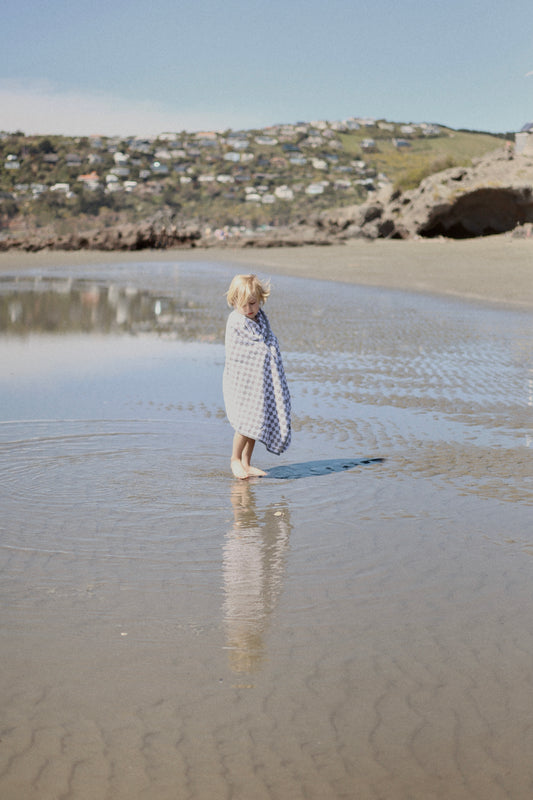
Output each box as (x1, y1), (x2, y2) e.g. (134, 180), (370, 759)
(1, 0), (532, 137)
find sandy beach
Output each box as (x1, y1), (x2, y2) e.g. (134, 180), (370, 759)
(1, 243), (532, 799)
(1, 235), (532, 309)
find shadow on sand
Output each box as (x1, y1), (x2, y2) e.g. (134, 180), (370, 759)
(266, 457), (385, 480)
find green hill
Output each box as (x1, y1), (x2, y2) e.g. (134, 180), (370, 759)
(0, 120), (508, 239)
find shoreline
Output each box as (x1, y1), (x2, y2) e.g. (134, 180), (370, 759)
(0, 237), (532, 310)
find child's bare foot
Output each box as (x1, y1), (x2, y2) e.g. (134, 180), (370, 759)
(246, 465), (267, 477)
(231, 459), (249, 480)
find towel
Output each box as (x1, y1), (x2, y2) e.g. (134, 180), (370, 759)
(223, 309), (291, 455)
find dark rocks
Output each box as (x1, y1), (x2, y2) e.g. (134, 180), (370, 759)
(0, 221), (202, 252)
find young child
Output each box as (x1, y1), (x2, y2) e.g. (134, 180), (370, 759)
(223, 274), (291, 479)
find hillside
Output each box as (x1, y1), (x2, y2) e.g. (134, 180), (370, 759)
(0, 118), (507, 248)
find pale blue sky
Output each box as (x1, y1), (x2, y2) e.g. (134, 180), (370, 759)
(1, 0), (532, 136)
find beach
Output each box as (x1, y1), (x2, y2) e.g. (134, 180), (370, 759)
(1, 235), (533, 308)
(1, 240), (532, 799)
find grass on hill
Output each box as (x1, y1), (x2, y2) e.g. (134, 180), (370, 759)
(339, 128), (504, 190)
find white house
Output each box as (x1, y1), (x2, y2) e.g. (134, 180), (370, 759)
(274, 185), (294, 201)
(333, 179), (352, 190)
(113, 151), (129, 165)
(5, 155), (20, 170)
(515, 123), (533, 155)
(151, 161), (169, 175)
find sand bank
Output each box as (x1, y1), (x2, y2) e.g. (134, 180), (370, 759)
(0, 236), (532, 310)
(0, 237), (532, 309)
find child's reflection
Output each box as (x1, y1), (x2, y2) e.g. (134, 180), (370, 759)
(223, 481), (291, 674)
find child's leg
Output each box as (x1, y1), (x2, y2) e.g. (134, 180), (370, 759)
(230, 433), (266, 478)
(231, 433), (251, 479)
(241, 437), (266, 478)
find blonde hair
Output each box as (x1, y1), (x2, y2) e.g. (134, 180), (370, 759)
(226, 274), (271, 308)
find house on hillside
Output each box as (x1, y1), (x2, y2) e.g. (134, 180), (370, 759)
(150, 161), (169, 175)
(113, 151), (129, 165)
(305, 135), (324, 147)
(4, 154), (20, 170)
(78, 171), (101, 190)
(195, 131), (218, 141)
(393, 138), (412, 149)
(306, 183), (325, 195)
(420, 123), (441, 136)
(274, 185), (294, 201)
(515, 123), (533, 155)
(111, 166), (130, 178)
(255, 136), (278, 146)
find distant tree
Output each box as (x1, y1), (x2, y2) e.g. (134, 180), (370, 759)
(37, 138), (56, 154)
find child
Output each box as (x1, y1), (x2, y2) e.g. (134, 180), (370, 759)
(223, 274), (291, 479)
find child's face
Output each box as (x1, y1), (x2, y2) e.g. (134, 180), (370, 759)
(236, 295), (260, 320)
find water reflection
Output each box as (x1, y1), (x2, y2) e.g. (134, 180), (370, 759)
(0, 275), (213, 339)
(222, 482), (291, 674)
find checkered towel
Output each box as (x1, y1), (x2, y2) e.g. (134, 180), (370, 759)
(223, 309), (291, 455)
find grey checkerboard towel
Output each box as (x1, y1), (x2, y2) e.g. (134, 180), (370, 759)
(223, 309), (291, 455)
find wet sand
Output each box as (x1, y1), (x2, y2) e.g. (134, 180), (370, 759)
(1, 250), (532, 799)
(1, 235), (532, 309)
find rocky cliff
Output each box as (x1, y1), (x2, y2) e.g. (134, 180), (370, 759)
(319, 148), (533, 240)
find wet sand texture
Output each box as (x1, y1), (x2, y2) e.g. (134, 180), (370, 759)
(1, 236), (532, 308)
(1, 255), (532, 799)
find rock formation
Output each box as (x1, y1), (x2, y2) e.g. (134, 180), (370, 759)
(0, 219), (202, 252)
(320, 148), (533, 240)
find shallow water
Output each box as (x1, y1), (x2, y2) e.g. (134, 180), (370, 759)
(1, 259), (532, 800)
